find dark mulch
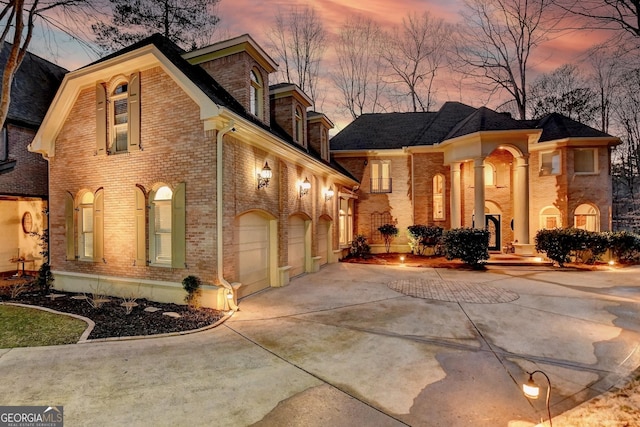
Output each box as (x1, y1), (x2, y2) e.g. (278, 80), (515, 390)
(0, 282), (225, 340)
(341, 253), (468, 268)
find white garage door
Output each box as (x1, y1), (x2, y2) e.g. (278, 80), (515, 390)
(288, 215), (306, 277)
(236, 212), (270, 297)
(318, 219), (329, 266)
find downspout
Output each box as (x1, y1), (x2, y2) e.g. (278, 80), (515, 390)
(216, 119), (239, 312)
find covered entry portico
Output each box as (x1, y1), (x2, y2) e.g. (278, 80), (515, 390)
(441, 129), (541, 253)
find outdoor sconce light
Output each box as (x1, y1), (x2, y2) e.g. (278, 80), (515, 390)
(523, 370), (553, 427)
(257, 161), (272, 189)
(299, 177), (311, 198)
(324, 186), (334, 201)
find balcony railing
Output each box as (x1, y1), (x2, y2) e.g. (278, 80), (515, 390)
(370, 178), (392, 193)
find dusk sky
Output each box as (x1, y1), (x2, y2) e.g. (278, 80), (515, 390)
(39, 0), (611, 132)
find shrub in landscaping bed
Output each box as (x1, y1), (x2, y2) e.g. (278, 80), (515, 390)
(442, 228), (489, 268)
(349, 234), (371, 258)
(536, 228), (617, 266)
(407, 225), (443, 256)
(606, 231), (640, 263)
(378, 223), (399, 253)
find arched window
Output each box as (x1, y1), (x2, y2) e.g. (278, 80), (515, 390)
(484, 162), (496, 186)
(574, 204), (599, 231)
(148, 183), (186, 268)
(151, 186), (173, 265)
(79, 192), (94, 260)
(540, 206), (561, 229)
(433, 174), (445, 220)
(295, 106), (303, 143)
(112, 82), (129, 153)
(250, 69), (262, 118)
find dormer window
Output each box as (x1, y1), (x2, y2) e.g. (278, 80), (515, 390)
(295, 107), (303, 143)
(112, 82), (128, 153)
(250, 69), (263, 118)
(321, 128), (329, 160)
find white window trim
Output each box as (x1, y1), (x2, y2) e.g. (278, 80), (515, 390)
(433, 174), (445, 221)
(250, 69), (263, 118)
(110, 81), (129, 154)
(150, 186), (173, 267)
(371, 160), (392, 193)
(540, 206), (561, 230)
(539, 150), (561, 176)
(574, 148), (599, 175)
(78, 192), (94, 261)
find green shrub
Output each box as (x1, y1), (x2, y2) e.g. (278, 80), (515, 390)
(407, 225), (443, 256)
(535, 228), (611, 266)
(182, 275), (202, 308)
(378, 223), (398, 253)
(349, 234), (371, 258)
(442, 228), (489, 268)
(606, 231), (640, 263)
(34, 262), (54, 295)
(535, 228), (574, 266)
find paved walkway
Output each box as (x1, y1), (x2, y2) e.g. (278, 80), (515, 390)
(1, 263), (640, 426)
(388, 278), (520, 303)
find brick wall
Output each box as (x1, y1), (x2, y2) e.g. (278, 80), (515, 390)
(0, 125), (47, 197)
(49, 66), (217, 286)
(198, 52), (271, 126)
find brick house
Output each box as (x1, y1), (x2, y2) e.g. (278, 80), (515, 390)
(330, 102), (621, 254)
(0, 43), (66, 274)
(29, 34), (358, 309)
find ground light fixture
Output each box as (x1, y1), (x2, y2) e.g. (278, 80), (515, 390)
(257, 161), (272, 189)
(523, 370), (553, 427)
(299, 177), (311, 198)
(400, 255), (405, 264)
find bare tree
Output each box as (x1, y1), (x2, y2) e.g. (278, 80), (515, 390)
(381, 11), (451, 112)
(528, 64), (598, 124)
(332, 14), (389, 120)
(554, 0), (640, 38)
(267, 6), (326, 109)
(92, 0), (221, 53)
(455, 0), (562, 119)
(0, 0), (91, 131)
(612, 68), (640, 230)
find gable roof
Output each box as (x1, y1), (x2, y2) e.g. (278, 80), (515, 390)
(331, 102), (617, 151)
(31, 34), (357, 182)
(1, 42), (67, 128)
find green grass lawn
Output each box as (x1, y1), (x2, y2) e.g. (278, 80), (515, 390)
(0, 305), (87, 348)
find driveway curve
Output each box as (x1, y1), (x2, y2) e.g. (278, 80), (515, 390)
(1, 263), (639, 426)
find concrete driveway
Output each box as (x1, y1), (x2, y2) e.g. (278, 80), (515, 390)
(1, 263), (640, 426)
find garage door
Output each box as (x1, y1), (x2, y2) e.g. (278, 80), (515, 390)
(236, 212), (270, 297)
(317, 219), (329, 266)
(288, 215), (306, 277)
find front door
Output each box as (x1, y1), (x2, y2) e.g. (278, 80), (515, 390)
(486, 214), (501, 251)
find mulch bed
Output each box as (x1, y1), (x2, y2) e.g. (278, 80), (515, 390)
(341, 253), (469, 268)
(0, 281), (225, 340)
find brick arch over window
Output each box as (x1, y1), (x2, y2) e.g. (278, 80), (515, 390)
(574, 203), (599, 231)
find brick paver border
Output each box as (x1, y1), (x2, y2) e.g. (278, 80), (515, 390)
(388, 278), (519, 304)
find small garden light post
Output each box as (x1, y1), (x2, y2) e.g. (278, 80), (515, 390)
(523, 370), (553, 427)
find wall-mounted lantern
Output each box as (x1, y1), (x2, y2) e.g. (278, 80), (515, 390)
(257, 161), (272, 189)
(299, 177), (311, 198)
(324, 186), (334, 202)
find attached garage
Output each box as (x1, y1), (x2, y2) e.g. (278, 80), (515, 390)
(288, 215), (307, 277)
(317, 218), (330, 266)
(235, 212), (271, 297)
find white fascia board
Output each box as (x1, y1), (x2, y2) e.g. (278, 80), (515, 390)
(529, 136), (621, 152)
(331, 149), (407, 157)
(212, 109), (358, 186)
(29, 45), (221, 158)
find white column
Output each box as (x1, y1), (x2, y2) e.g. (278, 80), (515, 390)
(514, 155), (530, 244)
(474, 158), (485, 229)
(450, 163), (461, 228)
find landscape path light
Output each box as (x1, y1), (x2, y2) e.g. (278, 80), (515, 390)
(523, 370), (552, 427)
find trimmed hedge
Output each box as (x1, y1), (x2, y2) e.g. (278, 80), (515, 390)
(442, 228), (489, 268)
(535, 228), (640, 266)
